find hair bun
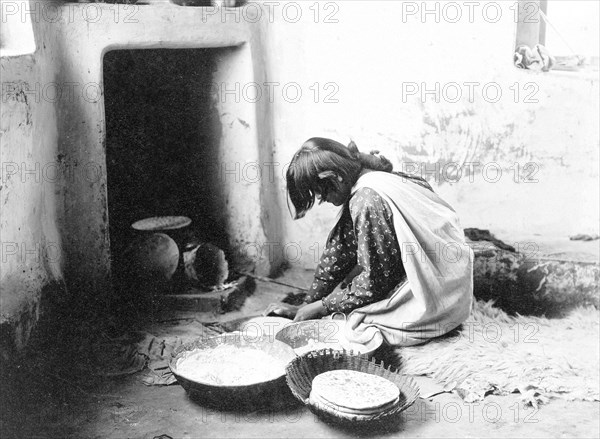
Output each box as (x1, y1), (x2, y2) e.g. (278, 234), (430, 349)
(348, 141), (393, 172)
(372, 153), (393, 172)
(347, 140), (360, 159)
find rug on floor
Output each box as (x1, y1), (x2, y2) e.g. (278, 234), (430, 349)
(397, 300), (600, 405)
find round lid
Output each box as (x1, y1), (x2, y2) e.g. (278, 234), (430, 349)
(131, 216), (192, 231)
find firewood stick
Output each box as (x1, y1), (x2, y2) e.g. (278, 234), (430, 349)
(236, 271), (308, 292)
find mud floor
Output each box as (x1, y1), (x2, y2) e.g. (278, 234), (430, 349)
(1, 269), (598, 438)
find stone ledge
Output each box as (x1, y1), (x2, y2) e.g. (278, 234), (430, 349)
(158, 275), (256, 313)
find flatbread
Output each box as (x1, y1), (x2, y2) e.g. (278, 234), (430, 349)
(309, 391), (399, 415)
(310, 370), (400, 411)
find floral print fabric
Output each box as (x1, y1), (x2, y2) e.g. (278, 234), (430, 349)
(305, 187), (406, 313)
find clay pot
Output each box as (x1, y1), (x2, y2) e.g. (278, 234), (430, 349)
(184, 242), (229, 288)
(129, 233), (180, 281)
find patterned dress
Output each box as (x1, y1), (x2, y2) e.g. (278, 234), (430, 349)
(307, 171), (473, 346)
(304, 187), (408, 314)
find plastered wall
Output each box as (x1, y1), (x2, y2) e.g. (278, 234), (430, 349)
(1, 1), (598, 353)
(262, 1), (599, 268)
(1, 7), (62, 355)
(1, 1), (280, 353)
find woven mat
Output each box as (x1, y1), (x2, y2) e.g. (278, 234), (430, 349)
(70, 319), (225, 386)
(397, 300), (600, 406)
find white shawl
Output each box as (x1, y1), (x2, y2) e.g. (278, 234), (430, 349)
(344, 172), (473, 347)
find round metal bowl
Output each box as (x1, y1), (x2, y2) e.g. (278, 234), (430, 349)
(169, 333), (297, 410)
(229, 316), (293, 338)
(275, 318), (383, 357)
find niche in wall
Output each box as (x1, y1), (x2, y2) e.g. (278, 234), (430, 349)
(103, 48), (229, 289)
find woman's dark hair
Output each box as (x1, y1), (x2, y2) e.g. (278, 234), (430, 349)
(286, 137), (393, 219)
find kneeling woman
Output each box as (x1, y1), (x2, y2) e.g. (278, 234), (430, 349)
(266, 137), (473, 347)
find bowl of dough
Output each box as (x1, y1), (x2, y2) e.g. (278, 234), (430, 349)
(275, 318), (382, 357)
(170, 333), (297, 409)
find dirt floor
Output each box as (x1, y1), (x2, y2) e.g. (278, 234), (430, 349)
(4, 372), (598, 438)
(1, 268), (599, 438)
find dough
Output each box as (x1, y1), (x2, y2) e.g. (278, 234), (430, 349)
(176, 345), (286, 386)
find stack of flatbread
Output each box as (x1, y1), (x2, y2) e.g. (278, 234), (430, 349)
(309, 370), (400, 419)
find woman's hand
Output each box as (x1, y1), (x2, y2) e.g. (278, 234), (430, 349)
(263, 303), (299, 319)
(293, 301), (328, 322)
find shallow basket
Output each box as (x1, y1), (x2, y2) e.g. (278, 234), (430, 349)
(285, 349), (419, 424)
(169, 333), (297, 410)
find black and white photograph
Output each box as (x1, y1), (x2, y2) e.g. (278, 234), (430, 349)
(1, 1), (598, 437)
